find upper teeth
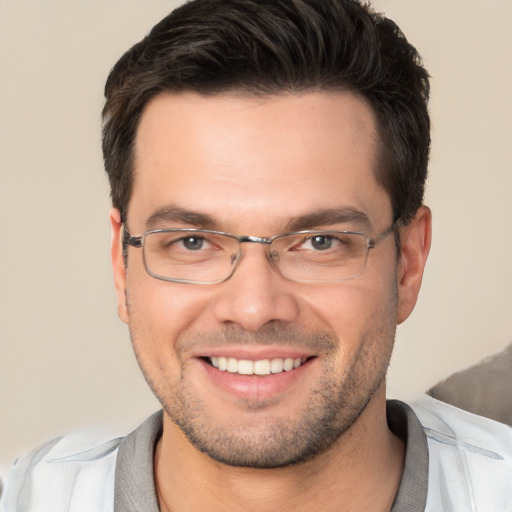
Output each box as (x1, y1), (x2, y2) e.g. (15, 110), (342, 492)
(210, 357), (303, 375)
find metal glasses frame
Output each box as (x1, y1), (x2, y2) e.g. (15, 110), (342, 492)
(123, 220), (400, 285)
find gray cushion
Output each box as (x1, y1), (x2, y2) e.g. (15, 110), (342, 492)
(427, 343), (512, 426)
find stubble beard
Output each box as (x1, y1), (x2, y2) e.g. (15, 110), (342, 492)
(131, 308), (397, 469)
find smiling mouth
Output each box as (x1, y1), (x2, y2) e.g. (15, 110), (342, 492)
(205, 356), (311, 376)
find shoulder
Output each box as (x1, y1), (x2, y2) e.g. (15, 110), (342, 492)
(409, 394), (512, 511)
(0, 428), (123, 512)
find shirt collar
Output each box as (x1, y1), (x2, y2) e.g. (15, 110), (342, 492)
(114, 400), (428, 512)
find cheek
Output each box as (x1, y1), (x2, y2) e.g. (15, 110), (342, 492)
(124, 282), (206, 395)
(300, 271), (398, 358)
(127, 261), (206, 323)
(125, 270), (213, 363)
(302, 281), (388, 328)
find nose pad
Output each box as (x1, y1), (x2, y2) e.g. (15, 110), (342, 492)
(268, 249), (280, 265)
(223, 250), (243, 281)
(224, 245), (280, 281)
(212, 245), (300, 332)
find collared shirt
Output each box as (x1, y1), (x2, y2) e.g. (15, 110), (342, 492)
(114, 400), (429, 512)
(4, 396), (511, 511)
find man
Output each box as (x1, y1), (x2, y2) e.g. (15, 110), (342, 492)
(2, 0), (511, 510)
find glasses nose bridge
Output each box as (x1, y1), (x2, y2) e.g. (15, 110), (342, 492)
(237, 235), (275, 262)
(229, 234), (277, 277)
(237, 235), (273, 246)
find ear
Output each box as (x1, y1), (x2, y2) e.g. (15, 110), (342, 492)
(110, 208), (129, 324)
(396, 206), (432, 324)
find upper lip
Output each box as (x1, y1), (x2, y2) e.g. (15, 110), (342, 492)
(192, 347), (316, 361)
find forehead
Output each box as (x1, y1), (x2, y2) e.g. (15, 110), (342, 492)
(129, 91), (391, 232)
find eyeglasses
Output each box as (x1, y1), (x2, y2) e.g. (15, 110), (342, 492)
(123, 221), (399, 285)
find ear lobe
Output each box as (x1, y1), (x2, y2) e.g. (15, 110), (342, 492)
(396, 206), (432, 324)
(110, 208), (129, 324)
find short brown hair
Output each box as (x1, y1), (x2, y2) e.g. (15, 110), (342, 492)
(102, 0), (430, 224)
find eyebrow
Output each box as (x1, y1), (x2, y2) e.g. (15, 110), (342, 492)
(145, 206), (217, 230)
(144, 205), (372, 233)
(285, 207), (372, 232)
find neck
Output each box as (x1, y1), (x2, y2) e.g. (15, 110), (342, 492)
(155, 386), (405, 512)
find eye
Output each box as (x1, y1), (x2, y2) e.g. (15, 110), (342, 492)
(298, 234), (339, 251)
(181, 235), (206, 251)
(308, 235), (334, 251)
(292, 233), (357, 254)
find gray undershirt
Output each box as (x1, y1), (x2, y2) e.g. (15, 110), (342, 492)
(114, 400), (428, 512)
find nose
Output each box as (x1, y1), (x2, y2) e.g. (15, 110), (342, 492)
(212, 245), (300, 332)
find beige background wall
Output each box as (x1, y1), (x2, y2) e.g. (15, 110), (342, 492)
(1, 1), (511, 474)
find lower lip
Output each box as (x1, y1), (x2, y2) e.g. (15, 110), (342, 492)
(198, 358), (315, 401)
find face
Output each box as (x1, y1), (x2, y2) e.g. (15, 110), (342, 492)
(111, 91), (427, 468)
